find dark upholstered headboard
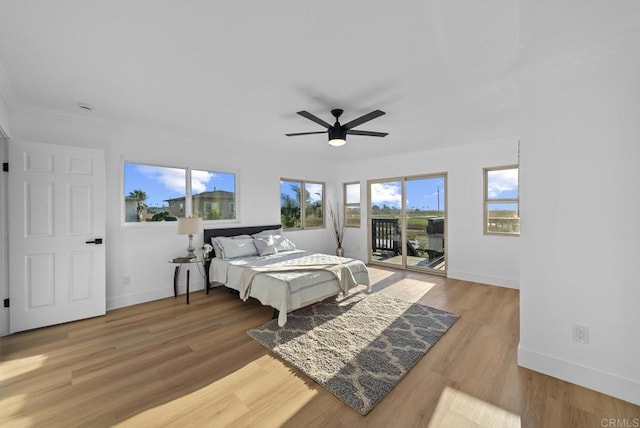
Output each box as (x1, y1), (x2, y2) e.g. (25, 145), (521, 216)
(204, 224), (282, 256)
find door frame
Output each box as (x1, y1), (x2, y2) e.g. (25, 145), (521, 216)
(0, 131), (8, 337)
(367, 172), (448, 275)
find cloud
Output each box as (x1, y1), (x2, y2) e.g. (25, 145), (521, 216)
(136, 165), (214, 194)
(488, 169), (518, 198)
(137, 165), (185, 193)
(371, 182), (401, 207)
(192, 170), (215, 193)
(306, 183), (323, 202)
(346, 183), (360, 203)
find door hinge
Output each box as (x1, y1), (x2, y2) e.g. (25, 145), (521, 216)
(3, 298), (8, 308)
(2, 162), (7, 172)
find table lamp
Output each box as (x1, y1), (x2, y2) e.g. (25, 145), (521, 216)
(177, 216), (203, 258)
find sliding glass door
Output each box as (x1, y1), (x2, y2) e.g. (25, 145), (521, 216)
(369, 174), (446, 274)
(369, 180), (403, 266)
(406, 176), (446, 271)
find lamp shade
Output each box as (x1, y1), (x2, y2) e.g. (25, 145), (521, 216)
(177, 217), (203, 235)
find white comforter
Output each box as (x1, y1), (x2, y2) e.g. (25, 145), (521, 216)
(210, 250), (370, 326)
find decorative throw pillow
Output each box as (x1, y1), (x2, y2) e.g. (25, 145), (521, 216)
(252, 229), (274, 239)
(271, 230), (296, 252)
(253, 236), (277, 256)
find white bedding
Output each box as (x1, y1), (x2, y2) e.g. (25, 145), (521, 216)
(209, 249), (370, 326)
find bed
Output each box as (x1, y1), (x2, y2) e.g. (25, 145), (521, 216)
(204, 225), (370, 326)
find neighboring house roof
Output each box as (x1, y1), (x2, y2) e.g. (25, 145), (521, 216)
(164, 190), (234, 203)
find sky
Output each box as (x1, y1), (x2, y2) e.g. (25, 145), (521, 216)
(126, 163), (517, 212)
(124, 163), (236, 208)
(487, 168), (518, 199)
(486, 168), (519, 212)
(371, 177), (446, 211)
(370, 169), (518, 212)
(280, 180), (323, 204)
(280, 179), (447, 213)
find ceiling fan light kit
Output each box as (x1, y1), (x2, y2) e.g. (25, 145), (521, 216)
(328, 139), (346, 147)
(328, 124), (347, 146)
(286, 108), (388, 146)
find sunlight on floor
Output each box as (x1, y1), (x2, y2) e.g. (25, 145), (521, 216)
(0, 354), (48, 382)
(380, 278), (437, 303)
(0, 392), (32, 423)
(115, 356), (318, 427)
(368, 268), (397, 283)
(429, 386), (521, 428)
(367, 267), (438, 304)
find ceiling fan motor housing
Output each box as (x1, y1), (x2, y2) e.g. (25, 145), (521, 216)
(328, 126), (347, 140)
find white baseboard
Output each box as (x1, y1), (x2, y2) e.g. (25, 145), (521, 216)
(447, 270), (519, 289)
(107, 280), (205, 310)
(518, 345), (640, 406)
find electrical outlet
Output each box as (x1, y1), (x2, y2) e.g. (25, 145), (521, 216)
(122, 275), (131, 286)
(573, 324), (589, 344)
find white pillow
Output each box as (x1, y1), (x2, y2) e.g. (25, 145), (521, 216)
(211, 234), (253, 258)
(210, 237), (224, 258)
(253, 228), (296, 253)
(252, 229), (274, 238)
(212, 236), (259, 259)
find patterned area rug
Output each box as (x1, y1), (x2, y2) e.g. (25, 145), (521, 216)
(247, 292), (459, 415)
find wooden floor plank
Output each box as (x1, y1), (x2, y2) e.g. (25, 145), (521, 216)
(1, 267), (638, 427)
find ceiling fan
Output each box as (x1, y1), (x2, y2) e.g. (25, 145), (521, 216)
(285, 109), (388, 146)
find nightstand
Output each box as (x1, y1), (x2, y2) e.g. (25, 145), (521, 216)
(169, 256), (210, 304)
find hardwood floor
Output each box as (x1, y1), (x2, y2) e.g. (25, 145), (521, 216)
(1, 266), (638, 427)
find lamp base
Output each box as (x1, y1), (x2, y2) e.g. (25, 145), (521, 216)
(187, 234), (196, 259)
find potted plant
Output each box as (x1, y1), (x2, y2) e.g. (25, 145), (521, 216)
(329, 202), (346, 257)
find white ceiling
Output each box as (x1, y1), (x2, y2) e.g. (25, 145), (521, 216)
(0, 1), (637, 161)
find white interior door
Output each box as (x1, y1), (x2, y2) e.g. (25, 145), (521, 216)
(8, 141), (105, 333)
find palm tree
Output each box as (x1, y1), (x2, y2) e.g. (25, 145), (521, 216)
(128, 189), (147, 200)
(128, 189), (148, 217)
(280, 193), (300, 228)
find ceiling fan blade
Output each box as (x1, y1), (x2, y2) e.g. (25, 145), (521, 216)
(346, 130), (389, 137)
(285, 131), (328, 136)
(343, 110), (386, 130)
(297, 111), (332, 128)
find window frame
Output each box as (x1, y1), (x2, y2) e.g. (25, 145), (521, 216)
(483, 165), (519, 236)
(123, 161), (238, 225)
(343, 181), (361, 228)
(280, 178), (326, 230)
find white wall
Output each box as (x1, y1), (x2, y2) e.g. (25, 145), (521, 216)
(7, 108), (339, 310)
(337, 137), (520, 289)
(0, 99), (8, 137)
(518, 46), (640, 405)
(5, 104), (521, 325)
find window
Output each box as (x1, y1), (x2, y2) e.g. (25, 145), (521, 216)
(369, 174), (447, 273)
(484, 166), (519, 235)
(343, 182), (361, 227)
(280, 179), (325, 229)
(124, 162), (236, 223)
(192, 168), (236, 221)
